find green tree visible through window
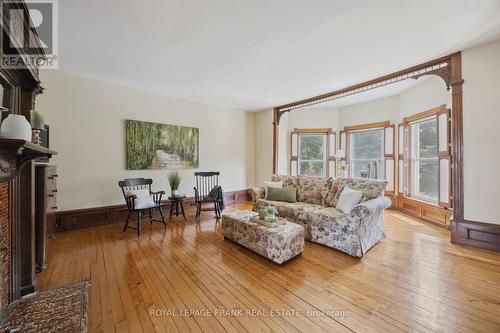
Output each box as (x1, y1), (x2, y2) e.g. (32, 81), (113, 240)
(298, 134), (326, 177)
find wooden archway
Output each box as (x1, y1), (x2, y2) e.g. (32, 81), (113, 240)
(271, 52), (464, 221)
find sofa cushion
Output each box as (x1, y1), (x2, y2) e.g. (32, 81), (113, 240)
(254, 199), (322, 223)
(323, 178), (387, 207)
(266, 187), (297, 203)
(271, 174), (300, 188)
(336, 186), (363, 214)
(296, 176), (332, 205)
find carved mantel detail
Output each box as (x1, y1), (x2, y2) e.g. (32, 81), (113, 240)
(0, 139), (56, 181)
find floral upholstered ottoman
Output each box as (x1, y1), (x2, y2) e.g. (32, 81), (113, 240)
(221, 210), (305, 264)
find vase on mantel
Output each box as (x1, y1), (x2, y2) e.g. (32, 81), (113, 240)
(0, 114), (32, 141)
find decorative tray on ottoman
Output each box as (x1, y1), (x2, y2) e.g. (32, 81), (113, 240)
(250, 216), (286, 227)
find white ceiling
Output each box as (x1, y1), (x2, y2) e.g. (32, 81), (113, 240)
(58, 0), (500, 111)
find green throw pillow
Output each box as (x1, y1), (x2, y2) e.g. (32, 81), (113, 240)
(266, 187), (297, 203)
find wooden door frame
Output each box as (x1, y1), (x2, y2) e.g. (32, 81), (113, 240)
(272, 52), (464, 222)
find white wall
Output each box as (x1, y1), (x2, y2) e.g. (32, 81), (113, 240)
(338, 95), (399, 128)
(36, 70), (255, 211)
(254, 109), (273, 187)
(462, 39), (500, 224)
(399, 76), (451, 118)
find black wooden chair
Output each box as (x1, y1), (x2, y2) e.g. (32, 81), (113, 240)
(118, 178), (166, 236)
(193, 172), (223, 222)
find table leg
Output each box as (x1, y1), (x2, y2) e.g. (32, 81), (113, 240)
(169, 201), (174, 220)
(180, 201), (186, 221)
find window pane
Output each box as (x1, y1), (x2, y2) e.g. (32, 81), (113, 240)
(418, 119), (437, 158)
(350, 129), (384, 179)
(352, 159), (385, 179)
(416, 160), (439, 200)
(410, 118), (439, 203)
(299, 135), (325, 160)
(351, 130), (383, 159)
(300, 161), (324, 177)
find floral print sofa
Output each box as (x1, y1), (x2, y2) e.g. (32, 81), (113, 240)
(249, 175), (391, 257)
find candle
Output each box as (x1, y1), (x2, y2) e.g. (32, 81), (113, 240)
(30, 110), (44, 130)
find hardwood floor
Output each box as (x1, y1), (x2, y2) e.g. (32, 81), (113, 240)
(37, 203), (500, 333)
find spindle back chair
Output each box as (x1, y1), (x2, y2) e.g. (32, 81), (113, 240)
(193, 172), (222, 221)
(118, 178), (166, 236)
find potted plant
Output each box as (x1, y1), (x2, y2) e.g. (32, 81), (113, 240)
(258, 206), (278, 222)
(167, 171), (181, 196)
(339, 161), (348, 178)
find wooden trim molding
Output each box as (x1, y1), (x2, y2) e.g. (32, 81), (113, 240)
(293, 128), (332, 134)
(403, 105), (445, 124)
(451, 220), (500, 252)
(271, 54), (458, 174)
(271, 52), (469, 249)
(344, 121), (389, 132)
(54, 189), (251, 232)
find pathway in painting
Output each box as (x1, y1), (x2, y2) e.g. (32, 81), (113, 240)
(151, 150), (188, 169)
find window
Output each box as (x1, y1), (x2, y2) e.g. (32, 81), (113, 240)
(410, 117), (438, 202)
(298, 134), (326, 177)
(349, 128), (384, 179)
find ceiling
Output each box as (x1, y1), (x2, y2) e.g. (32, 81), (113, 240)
(58, 0), (500, 111)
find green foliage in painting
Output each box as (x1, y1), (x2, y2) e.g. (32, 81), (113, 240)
(126, 120), (199, 170)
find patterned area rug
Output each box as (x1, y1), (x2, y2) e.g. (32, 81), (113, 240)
(0, 281), (89, 333)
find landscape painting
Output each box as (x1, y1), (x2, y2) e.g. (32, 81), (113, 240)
(126, 120), (199, 170)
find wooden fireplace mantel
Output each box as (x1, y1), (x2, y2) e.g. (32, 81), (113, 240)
(0, 139), (57, 181)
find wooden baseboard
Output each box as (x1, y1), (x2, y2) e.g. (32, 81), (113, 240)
(451, 219), (500, 252)
(54, 189), (250, 232)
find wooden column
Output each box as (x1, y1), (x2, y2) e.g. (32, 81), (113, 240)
(272, 108), (279, 174)
(450, 52), (464, 221)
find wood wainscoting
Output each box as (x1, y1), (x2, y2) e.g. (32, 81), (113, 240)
(392, 196), (451, 229)
(54, 189), (251, 232)
(451, 219), (500, 252)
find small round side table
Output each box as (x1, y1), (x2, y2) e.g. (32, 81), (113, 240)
(168, 194), (187, 221)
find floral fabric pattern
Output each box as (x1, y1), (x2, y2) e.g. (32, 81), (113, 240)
(252, 176), (390, 257)
(296, 176), (332, 205)
(323, 177), (387, 207)
(221, 210), (305, 264)
(249, 187), (265, 204)
(271, 174), (300, 188)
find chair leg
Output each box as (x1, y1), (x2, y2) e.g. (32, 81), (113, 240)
(158, 206), (166, 228)
(195, 203), (201, 222)
(123, 211), (131, 232)
(137, 211), (141, 237)
(213, 202), (218, 219)
(149, 209), (153, 225)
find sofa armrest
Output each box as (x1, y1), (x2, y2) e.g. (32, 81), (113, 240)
(249, 187), (265, 204)
(350, 196), (391, 222)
